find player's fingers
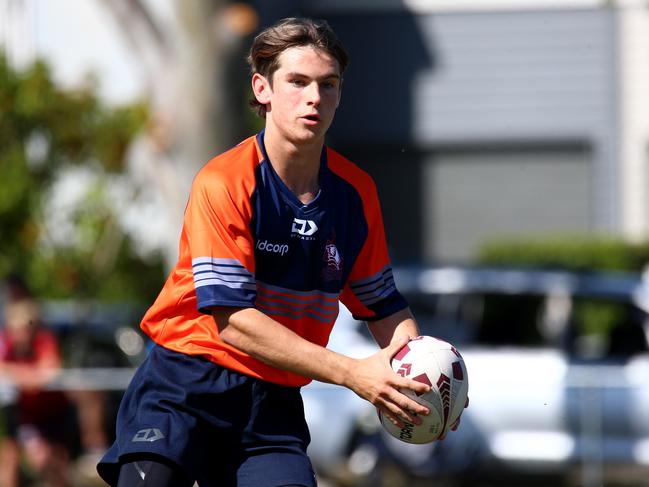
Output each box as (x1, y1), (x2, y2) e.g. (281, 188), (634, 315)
(389, 369), (431, 397)
(407, 397), (429, 417)
(403, 377), (431, 396)
(390, 389), (429, 418)
(436, 416), (461, 442)
(382, 411), (405, 429)
(380, 389), (426, 425)
(380, 400), (422, 427)
(378, 402), (406, 428)
(385, 334), (412, 359)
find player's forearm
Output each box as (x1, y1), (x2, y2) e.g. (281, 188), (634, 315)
(366, 307), (420, 349)
(212, 307), (355, 386)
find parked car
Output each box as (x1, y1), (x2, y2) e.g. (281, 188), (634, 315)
(302, 266), (649, 486)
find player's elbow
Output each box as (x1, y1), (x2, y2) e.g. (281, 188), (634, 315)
(210, 306), (250, 348)
(217, 325), (242, 349)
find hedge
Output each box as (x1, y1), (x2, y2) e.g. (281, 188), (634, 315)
(476, 235), (649, 273)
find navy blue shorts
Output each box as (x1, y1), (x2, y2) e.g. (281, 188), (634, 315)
(97, 345), (316, 487)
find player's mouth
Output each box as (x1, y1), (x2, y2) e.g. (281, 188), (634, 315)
(301, 114), (321, 125)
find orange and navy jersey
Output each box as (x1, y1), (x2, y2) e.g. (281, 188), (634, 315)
(141, 131), (408, 387)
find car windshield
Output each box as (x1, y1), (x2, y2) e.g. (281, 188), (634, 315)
(406, 292), (546, 347)
(354, 268), (649, 361)
(373, 287), (649, 361)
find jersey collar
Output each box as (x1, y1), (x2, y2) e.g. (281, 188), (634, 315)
(256, 130), (328, 210)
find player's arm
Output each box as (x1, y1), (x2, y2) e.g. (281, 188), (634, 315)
(212, 306), (430, 427)
(365, 306), (419, 349)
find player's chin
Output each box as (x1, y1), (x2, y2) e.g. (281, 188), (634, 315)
(292, 127), (326, 145)
(300, 118), (332, 134)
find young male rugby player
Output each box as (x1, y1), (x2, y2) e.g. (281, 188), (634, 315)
(98, 17), (444, 487)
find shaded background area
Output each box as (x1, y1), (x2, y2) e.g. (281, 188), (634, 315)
(322, 11), (433, 263)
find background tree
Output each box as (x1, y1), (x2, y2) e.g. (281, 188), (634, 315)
(100, 0), (260, 266)
(0, 52), (164, 302)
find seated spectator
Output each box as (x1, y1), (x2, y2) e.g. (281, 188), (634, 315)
(0, 299), (73, 487)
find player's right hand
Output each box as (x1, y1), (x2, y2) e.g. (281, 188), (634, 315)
(344, 335), (431, 428)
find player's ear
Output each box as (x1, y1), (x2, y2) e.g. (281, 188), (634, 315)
(252, 73), (272, 105)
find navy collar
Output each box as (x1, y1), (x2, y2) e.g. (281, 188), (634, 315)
(256, 130), (328, 210)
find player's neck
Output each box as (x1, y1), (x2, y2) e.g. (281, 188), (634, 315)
(263, 129), (323, 205)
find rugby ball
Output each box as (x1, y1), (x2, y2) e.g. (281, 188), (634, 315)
(380, 336), (469, 444)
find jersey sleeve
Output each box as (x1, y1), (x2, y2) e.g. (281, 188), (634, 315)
(340, 178), (408, 321)
(185, 167), (257, 312)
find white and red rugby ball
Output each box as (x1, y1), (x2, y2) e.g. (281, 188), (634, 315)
(380, 335), (469, 444)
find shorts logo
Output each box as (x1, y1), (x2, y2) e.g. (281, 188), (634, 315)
(292, 218), (318, 237)
(132, 428), (165, 442)
(256, 239), (290, 256)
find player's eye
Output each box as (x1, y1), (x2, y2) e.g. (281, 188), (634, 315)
(321, 79), (339, 90)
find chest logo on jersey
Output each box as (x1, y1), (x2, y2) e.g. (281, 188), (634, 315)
(292, 218), (318, 240)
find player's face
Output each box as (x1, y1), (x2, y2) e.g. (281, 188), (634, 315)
(253, 46), (342, 146)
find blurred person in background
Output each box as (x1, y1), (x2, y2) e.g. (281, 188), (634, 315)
(1, 274), (33, 308)
(67, 387), (110, 483)
(0, 299), (73, 487)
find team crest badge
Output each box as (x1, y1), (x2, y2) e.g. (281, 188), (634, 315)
(322, 237), (343, 281)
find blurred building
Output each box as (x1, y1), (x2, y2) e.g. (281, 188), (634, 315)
(257, 0), (649, 264)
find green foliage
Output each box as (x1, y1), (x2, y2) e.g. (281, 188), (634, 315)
(573, 300), (622, 337)
(0, 52), (164, 302)
(476, 234), (649, 272)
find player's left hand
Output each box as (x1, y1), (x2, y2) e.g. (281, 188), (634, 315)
(439, 396), (469, 440)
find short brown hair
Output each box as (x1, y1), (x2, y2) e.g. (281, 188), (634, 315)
(247, 17), (349, 117)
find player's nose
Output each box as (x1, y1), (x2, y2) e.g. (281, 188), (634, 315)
(306, 82), (321, 106)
